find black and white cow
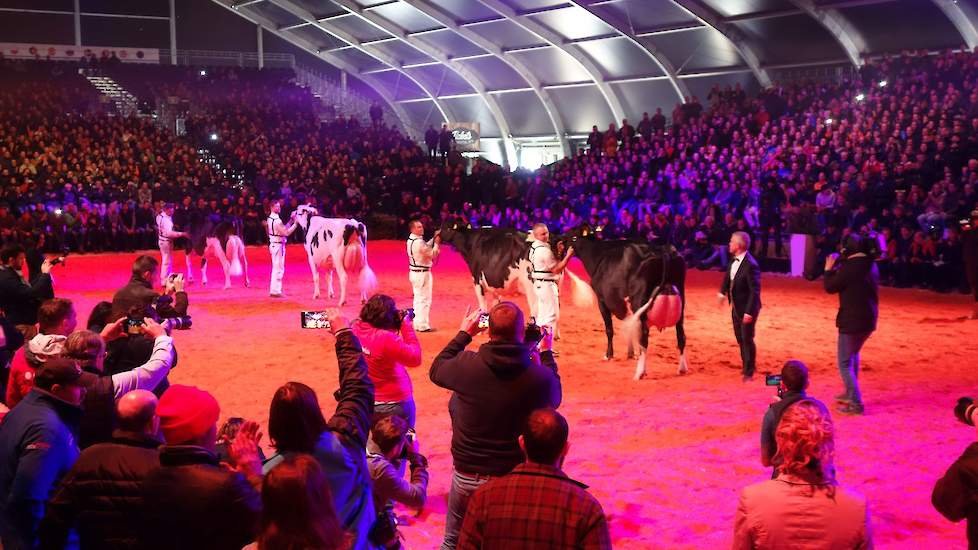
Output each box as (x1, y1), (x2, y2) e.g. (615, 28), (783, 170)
(293, 205), (376, 305)
(438, 220), (539, 317)
(559, 225), (688, 380)
(179, 218), (249, 289)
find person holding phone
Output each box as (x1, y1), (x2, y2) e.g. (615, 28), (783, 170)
(430, 302), (561, 549)
(352, 294), (422, 428)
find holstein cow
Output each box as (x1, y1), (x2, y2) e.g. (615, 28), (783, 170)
(438, 220), (539, 317)
(559, 225), (688, 380)
(179, 219), (250, 289)
(293, 205), (376, 305)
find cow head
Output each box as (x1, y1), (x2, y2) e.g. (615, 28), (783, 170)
(556, 223), (601, 258)
(293, 204), (318, 232)
(438, 216), (472, 245)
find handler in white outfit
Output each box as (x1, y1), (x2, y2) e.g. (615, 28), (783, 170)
(529, 223), (574, 338)
(407, 219), (440, 332)
(156, 203), (188, 286)
(267, 200), (298, 297)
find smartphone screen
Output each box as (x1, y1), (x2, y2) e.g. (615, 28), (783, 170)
(765, 374), (782, 386)
(478, 313), (490, 329)
(300, 311), (331, 329)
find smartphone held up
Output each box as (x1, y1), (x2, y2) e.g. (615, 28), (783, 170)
(301, 310), (331, 330)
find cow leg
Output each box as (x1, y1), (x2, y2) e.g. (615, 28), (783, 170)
(327, 269), (335, 299)
(308, 255), (321, 300)
(185, 253), (194, 284)
(200, 257), (208, 286)
(335, 265), (349, 307)
(598, 301), (615, 360)
(676, 290), (689, 375)
(634, 313), (650, 381)
(241, 246), (251, 287)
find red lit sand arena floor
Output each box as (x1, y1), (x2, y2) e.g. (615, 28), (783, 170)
(57, 241), (978, 549)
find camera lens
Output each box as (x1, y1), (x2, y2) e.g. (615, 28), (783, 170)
(955, 397), (976, 426)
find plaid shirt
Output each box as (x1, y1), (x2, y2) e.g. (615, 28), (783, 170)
(458, 462), (611, 550)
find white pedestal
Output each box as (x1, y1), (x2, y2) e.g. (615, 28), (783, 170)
(790, 234), (815, 277)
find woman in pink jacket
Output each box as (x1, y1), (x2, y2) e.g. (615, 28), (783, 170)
(733, 400), (873, 550)
(352, 294), (422, 427)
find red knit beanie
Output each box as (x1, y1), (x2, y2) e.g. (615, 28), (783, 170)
(158, 384), (221, 445)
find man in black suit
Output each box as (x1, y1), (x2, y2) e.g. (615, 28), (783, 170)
(823, 233), (878, 416)
(718, 231), (761, 381)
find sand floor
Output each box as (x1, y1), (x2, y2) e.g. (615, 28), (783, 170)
(55, 241), (978, 549)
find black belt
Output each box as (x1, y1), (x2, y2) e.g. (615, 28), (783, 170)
(411, 268), (430, 272)
(533, 279), (557, 283)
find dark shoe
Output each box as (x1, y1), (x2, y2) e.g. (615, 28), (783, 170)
(836, 403), (864, 416)
(269, 293), (283, 298)
(742, 374), (754, 383)
(834, 393), (852, 403)
(416, 328), (433, 333)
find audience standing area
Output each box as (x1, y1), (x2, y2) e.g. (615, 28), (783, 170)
(48, 243), (977, 548)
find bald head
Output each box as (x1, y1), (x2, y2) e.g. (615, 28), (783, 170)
(117, 390), (159, 434)
(488, 301), (525, 343)
(522, 408), (569, 465)
(532, 223), (550, 243)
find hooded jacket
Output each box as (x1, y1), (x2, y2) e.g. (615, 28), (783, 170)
(430, 331), (561, 476)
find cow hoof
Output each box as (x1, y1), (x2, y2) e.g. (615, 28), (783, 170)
(313, 293), (320, 300)
(245, 281), (251, 288)
(602, 355), (613, 361)
(627, 354), (635, 360)
(633, 371), (647, 381)
(223, 284), (231, 290)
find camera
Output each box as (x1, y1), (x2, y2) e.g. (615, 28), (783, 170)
(398, 429), (417, 460)
(125, 315), (145, 335)
(399, 308), (415, 323)
(162, 316), (193, 331)
(524, 320), (547, 345)
(300, 310), (331, 329)
(49, 247), (71, 266)
(955, 397), (976, 426)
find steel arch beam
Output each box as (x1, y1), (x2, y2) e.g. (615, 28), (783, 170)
(265, 0), (453, 127)
(567, 0), (689, 103)
(670, 0), (772, 87)
(211, 0), (423, 135)
(401, 0), (570, 155)
(329, 0), (514, 166)
(784, 0), (865, 67)
(476, 0), (625, 123)
(933, 0), (978, 50)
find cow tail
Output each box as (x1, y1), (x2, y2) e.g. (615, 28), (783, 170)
(565, 269), (596, 309)
(360, 264), (378, 294)
(622, 294), (656, 354)
(227, 235), (243, 276)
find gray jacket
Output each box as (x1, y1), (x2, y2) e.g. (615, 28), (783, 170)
(366, 439), (429, 513)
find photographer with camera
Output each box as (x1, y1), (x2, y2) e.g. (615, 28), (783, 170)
(367, 414), (429, 549)
(932, 398), (978, 549)
(352, 295), (422, 428)
(63, 317), (174, 448)
(824, 233), (879, 416)
(110, 255), (189, 324)
(760, 361), (824, 475)
(0, 243), (56, 333)
(430, 301), (561, 550)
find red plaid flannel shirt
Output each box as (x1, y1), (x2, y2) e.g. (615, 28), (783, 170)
(458, 462), (611, 550)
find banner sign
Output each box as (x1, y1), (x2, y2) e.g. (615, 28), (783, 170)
(449, 122), (480, 152)
(0, 43), (160, 64)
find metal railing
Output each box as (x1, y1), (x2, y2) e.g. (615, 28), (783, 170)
(159, 49), (295, 69)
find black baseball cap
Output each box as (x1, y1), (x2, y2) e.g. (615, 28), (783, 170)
(33, 358), (97, 390)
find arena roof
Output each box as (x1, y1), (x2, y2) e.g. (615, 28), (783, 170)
(215, 0), (978, 157)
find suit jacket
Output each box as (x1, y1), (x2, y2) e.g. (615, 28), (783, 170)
(720, 253), (762, 317)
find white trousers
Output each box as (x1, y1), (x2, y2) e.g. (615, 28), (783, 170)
(410, 270), (433, 330)
(269, 242), (285, 295)
(534, 280), (559, 330)
(159, 240), (173, 286)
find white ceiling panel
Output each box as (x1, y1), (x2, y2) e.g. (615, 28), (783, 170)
(469, 19), (547, 50)
(419, 28), (491, 58)
(370, 69), (429, 101)
(549, 86), (615, 134)
(610, 80), (682, 122)
(330, 47), (389, 72)
(426, 0), (500, 23)
(641, 27), (745, 73)
(494, 90), (553, 136)
(369, 2), (443, 33)
(458, 56), (533, 91)
(442, 96), (502, 137)
(327, 13), (394, 43)
(364, 40), (435, 66)
(590, 0), (698, 31)
(405, 64), (476, 96)
(507, 48), (594, 85)
(574, 36), (665, 79)
(528, 5), (616, 41)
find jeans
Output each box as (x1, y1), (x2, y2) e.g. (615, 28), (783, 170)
(374, 399), (416, 429)
(441, 469), (494, 550)
(838, 331), (871, 408)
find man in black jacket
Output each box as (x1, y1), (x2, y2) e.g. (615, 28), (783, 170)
(718, 231), (762, 382)
(933, 403), (978, 549)
(425, 125), (439, 160)
(824, 234), (879, 416)
(760, 360), (817, 474)
(110, 255), (188, 322)
(964, 208), (978, 319)
(40, 390), (163, 549)
(0, 243), (54, 331)
(139, 385), (261, 550)
(430, 302), (561, 550)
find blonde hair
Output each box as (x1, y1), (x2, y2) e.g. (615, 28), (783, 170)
(64, 330), (105, 370)
(774, 399), (836, 481)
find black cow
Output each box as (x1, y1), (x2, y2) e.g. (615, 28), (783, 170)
(560, 225), (688, 379)
(439, 220), (540, 317)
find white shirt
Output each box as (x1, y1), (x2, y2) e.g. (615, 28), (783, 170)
(156, 213), (180, 241)
(267, 213), (293, 243)
(407, 234), (437, 268)
(530, 239), (558, 281)
(730, 251), (747, 280)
